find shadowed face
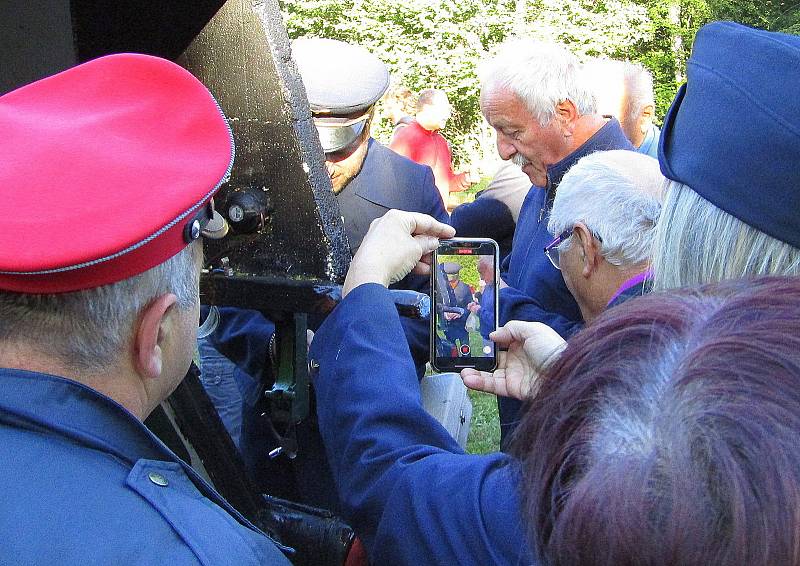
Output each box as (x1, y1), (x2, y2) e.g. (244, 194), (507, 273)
(319, 112), (373, 193)
(324, 136), (369, 193)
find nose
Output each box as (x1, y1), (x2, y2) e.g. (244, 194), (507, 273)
(495, 131), (516, 161)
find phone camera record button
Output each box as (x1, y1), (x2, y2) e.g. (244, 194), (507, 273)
(460, 344), (471, 356)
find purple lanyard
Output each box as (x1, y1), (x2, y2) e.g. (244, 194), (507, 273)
(608, 269), (652, 306)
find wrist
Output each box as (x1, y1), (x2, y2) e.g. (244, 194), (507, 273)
(342, 267), (389, 298)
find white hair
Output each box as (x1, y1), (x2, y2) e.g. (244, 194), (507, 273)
(652, 181), (800, 290)
(621, 61), (655, 120)
(0, 242), (200, 370)
(479, 38), (596, 126)
(583, 58), (654, 122)
(547, 150), (664, 267)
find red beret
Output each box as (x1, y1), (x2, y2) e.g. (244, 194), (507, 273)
(0, 53), (234, 293)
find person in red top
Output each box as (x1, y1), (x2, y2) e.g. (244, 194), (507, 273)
(390, 88), (472, 207)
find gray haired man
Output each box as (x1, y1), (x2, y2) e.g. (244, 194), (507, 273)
(0, 54), (290, 564)
(546, 150), (663, 321)
(462, 149), (665, 399)
(583, 58), (660, 158)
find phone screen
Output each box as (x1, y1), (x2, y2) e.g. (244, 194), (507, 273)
(431, 238), (499, 372)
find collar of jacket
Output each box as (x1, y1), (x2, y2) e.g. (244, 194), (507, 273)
(543, 118), (634, 212)
(0, 367), (176, 463)
(350, 138), (425, 210)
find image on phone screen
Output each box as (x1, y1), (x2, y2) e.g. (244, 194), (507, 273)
(431, 238), (498, 372)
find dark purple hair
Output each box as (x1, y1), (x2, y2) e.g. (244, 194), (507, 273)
(513, 276), (800, 566)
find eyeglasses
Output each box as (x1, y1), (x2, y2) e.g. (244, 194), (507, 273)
(544, 226), (603, 270)
(543, 228), (573, 270)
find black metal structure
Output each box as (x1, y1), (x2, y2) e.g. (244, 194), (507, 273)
(0, 1), (361, 563)
(0, 0), (350, 282)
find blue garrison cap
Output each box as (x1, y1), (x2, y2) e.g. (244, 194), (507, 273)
(659, 21), (800, 249)
(292, 38), (389, 152)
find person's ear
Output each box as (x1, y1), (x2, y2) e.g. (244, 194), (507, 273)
(639, 104), (655, 133)
(555, 99), (579, 136)
(573, 222), (601, 278)
(133, 293), (178, 380)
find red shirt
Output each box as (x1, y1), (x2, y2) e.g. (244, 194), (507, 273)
(389, 120), (468, 203)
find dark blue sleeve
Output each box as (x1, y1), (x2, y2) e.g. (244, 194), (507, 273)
(420, 166), (450, 224)
(451, 197), (514, 242)
(499, 286), (583, 339)
(309, 284), (535, 566)
(207, 307), (276, 382)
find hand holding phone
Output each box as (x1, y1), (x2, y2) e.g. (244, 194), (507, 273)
(431, 238), (499, 372)
(460, 321), (567, 400)
(343, 210), (455, 297)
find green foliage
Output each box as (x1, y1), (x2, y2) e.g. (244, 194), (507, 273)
(281, 0), (798, 167)
(707, 0), (798, 31)
(438, 254), (480, 288)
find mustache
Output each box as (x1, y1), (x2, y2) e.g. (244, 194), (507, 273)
(511, 153), (530, 168)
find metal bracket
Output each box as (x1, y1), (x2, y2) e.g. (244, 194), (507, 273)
(264, 313), (310, 426)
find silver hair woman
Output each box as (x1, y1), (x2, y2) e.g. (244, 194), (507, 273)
(652, 181), (800, 290)
(651, 22), (800, 290)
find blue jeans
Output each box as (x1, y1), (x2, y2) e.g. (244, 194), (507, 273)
(197, 336), (245, 448)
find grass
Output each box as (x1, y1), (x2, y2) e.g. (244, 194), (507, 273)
(466, 389), (501, 454)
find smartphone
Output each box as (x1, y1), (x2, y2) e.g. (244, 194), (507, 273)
(430, 238), (499, 372)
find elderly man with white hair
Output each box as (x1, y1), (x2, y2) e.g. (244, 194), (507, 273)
(583, 58), (660, 158)
(545, 150), (662, 321)
(479, 38), (634, 443)
(462, 150), (664, 399)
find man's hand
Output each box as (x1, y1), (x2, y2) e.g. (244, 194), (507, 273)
(467, 301), (481, 313)
(443, 311), (461, 321)
(460, 321), (566, 400)
(343, 210), (455, 297)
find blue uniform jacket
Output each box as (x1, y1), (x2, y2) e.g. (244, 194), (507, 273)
(339, 134), (448, 338)
(337, 138), (450, 371)
(338, 137), (449, 257)
(0, 368), (291, 565)
(310, 284), (536, 565)
(497, 120), (633, 445)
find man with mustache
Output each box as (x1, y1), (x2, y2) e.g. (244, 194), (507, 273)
(479, 39), (634, 445)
